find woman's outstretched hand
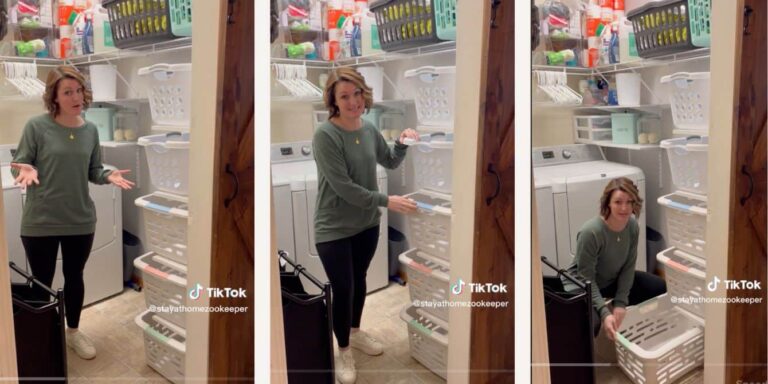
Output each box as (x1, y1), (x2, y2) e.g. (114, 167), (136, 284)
(10, 163), (39, 186)
(387, 195), (418, 214)
(107, 169), (135, 190)
(398, 128), (420, 143)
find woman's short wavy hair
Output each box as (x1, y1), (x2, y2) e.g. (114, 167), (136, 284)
(323, 67), (373, 118)
(43, 65), (92, 116)
(600, 177), (643, 219)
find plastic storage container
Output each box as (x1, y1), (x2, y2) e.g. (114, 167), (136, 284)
(135, 192), (189, 264)
(85, 107), (115, 142)
(138, 132), (190, 195)
(409, 139), (454, 194)
(103, 0), (192, 49)
(626, 0), (711, 58)
(404, 190), (452, 260)
(115, 108), (139, 141)
(615, 294), (704, 384)
(434, 0), (457, 41)
(399, 248), (450, 321)
(404, 66), (456, 128)
(660, 72), (710, 132)
(573, 115), (612, 143)
(369, 0), (444, 51)
(611, 113), (639, 144)
(134, 252), (187, 327)
(660, 136), (708, 195)
(657, 192), (707, 258)
(138, 63), (192, 127)
(656, 247), (706, 318)
(135, 309), (186, 384)
(400, 305), (449, 379)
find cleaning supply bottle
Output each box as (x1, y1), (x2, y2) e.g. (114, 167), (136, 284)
(83, 13), (94, 54)
(351, 18), (362, 57)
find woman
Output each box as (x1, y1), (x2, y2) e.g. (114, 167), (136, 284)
(561, 177), (666, 341)
(11, 65), (134, 360)
(313, 67), (419, 384)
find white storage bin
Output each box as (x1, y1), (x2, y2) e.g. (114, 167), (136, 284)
(404, 190), (452, 261)
(616, 294), (704, 384)
(399, 248), (450, 321)
(135, 309), (186, 384)
(660, 72), (710, 132)
(139, 132), (190, 195)
(400, 305), (449, 380)
(409, 139), (453, 194)
(656, 247), (706, 318)
(138, 63), (192, 127)
(135, 192), (189, 264)
(660, 136), (708, 195)
(134, 252), (187, 327)
(404, 66), (456, 128)
(573, 115), (613, 143)
(657, 192), (707, 258)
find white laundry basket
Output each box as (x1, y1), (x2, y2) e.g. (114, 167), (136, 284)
(135, 309), (186, 384)
(404, 190), (452, 261)
(409, 139), (454, 194)
(139, 132), (190, 195)
(399, 248), (450, 321)
(657, 192), (707, 258)
(134, 252), (187, 327)
(400, 304), (449, 380)
(135, 192), (189, 264)
(404, 66), (456, 128)
(660, 136), (708, 195)
(615, 294), (704, 384)
(138, 63), (192, 127)
(660, 72), (710, 132)
(656, 247), (707, 318)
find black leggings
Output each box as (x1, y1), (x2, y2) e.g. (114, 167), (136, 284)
(21, 234), (95, 329)
(315, 225), (379, 348)
(592, 271), (667, 336)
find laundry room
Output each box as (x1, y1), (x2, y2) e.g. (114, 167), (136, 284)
(0, 1), (254, 383)
(270, 0), (515, 383)
(531, 0), (765, 383)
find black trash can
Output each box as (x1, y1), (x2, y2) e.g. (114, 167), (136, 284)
(387, 227), (408, 277)
(279, 251), (334, 384)
(122, 230), (142, 282)
(10, 262), (67, 383)
(646, 227), (665, 275)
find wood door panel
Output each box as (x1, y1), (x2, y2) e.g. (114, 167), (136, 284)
(208, 0), (254, 380)
(469, 0), (514, 382)
(725, 0), (767, 382)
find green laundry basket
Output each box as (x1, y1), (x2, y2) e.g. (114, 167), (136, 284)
(169, 0), (192, 37)
(688, 0), (710, 47)
(435, 0), (457, 41)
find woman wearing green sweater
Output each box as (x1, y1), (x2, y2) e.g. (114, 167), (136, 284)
(562, 177), (666, 341)
(313, 67), (419, 384)
(11, 66), (134, 360)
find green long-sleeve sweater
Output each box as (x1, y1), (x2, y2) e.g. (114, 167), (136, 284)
(11, 114), (112, 236)
(313, 119), (408, 243)
(561, 216), (639, 320)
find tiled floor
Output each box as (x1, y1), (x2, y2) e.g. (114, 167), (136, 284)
(340, 282), (446, 384)
(66, 287), (172, 383)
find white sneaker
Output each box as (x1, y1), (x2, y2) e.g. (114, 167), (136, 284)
(349, 330), (383, 356)
(335, 349), (356, 384)
(66, 330), (96, 360)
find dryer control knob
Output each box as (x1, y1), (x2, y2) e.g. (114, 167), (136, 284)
(562, 150), (572, 159)
(301, 146), (312, 156)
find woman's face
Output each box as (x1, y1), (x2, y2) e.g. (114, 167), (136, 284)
(334, 80), (364, 119)
(608, 189), (634, 223)
(55, 78), (85, 117)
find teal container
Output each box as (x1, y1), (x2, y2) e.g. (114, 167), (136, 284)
(85, 107), (115, 142)
(170, 0), (193, 37)
(362, 107), (383, 130)
(611, 113), (639, 144)
(435, 0), (457, 41)
(689, 0), (711, 47)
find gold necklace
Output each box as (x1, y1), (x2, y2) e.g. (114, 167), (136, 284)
(69, 132), (74, 140)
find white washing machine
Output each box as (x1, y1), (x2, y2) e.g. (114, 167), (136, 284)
(0, 145), (123, 305)
(271, 141), (389, 295)
(533, 144), (646, 276)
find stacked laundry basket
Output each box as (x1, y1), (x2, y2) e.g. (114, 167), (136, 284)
(132, 63), (193, 384)
(398, 65), (456, 380)
(615, 72), (710, 384)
